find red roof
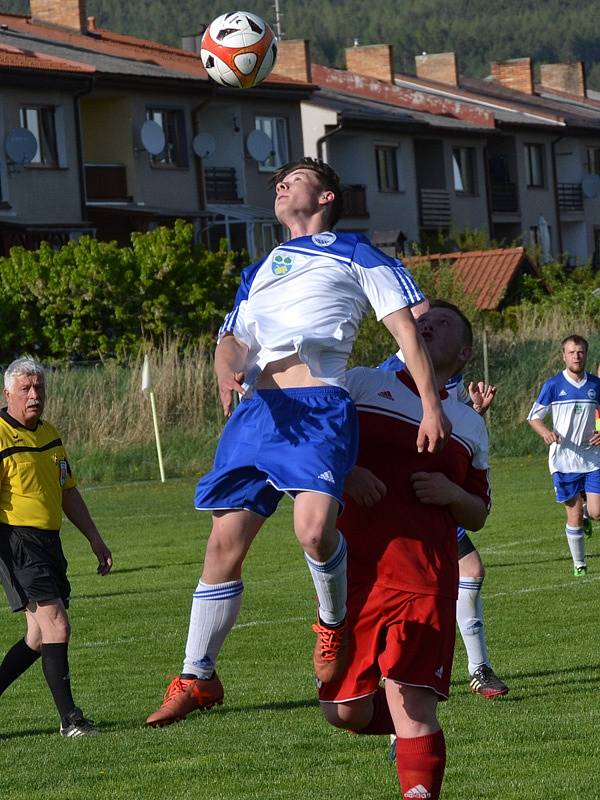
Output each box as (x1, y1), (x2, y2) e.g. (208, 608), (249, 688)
(0, 43), (94, 73)
(0, 13), (310, 86)
(404, 247), (533, 310)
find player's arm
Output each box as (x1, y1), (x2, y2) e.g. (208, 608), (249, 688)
(214, 334), (249, 417)
(383, 307), (451, 453)
(410, 471), (488, 531)
(62, 487), (112, 575)
(527, 416), (559, 445)
(344, 465), (387, 507)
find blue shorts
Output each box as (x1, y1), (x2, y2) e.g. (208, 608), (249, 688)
(194, 386), (358, 517)
(552, 470), (600, 503)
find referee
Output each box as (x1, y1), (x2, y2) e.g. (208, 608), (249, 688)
(0, 357), (112, 737)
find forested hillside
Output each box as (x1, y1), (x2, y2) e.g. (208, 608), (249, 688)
(4, 0), (600, 89)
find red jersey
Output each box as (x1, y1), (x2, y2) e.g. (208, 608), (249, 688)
(342, 367), (491, 600)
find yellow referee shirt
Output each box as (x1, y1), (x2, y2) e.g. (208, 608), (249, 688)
(0, 408), (77, 531)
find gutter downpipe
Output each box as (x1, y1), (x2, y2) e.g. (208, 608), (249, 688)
(316, 121), (345, 163)
(551, 134), (565, 258)
(73, 77), (95, 224)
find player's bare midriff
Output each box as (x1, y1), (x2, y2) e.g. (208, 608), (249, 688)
(255, 353), (328, 389)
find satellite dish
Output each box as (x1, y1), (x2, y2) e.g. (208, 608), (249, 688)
(246, 129), (273, 162)
(5, 127), (37, 164)
(140, 120), (166, 156)
(582, 173), (600, 199)
(192, 132), (216, 159)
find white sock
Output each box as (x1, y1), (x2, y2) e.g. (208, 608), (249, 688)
(304, 531), (347, 627)
(456, 576), (489, 675)
(565, 526), (586, 568)
(181, 579), (243, 679)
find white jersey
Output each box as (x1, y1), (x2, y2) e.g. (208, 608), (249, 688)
(528, 370), (600, 474)
(219, 231), (424, 388)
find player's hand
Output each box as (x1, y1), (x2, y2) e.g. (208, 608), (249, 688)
(542, 430), (560, 445)
(217, 370), (246, 416)
(344, 466), (387, 507)
(416, 408), (452, 453)
(88, 533), (113, 576)
(469, 381), (497, 414)
(411, 471), (460, 506)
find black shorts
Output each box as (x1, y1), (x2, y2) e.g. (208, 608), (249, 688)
(458, 531), (476, 560)
(0, 524), (70, 612)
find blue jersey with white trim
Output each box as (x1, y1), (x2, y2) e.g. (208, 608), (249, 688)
(379, 351), (469, 403)
(528, 370), (600, 474)
(219, 231), (424, 388)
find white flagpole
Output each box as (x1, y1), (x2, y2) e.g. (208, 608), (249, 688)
(142, 354), (165, 483)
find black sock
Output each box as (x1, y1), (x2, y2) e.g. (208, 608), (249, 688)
(41, 643), (76, 723)
(0, 638), (41, 696)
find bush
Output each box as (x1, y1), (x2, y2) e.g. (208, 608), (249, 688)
(0, 221), (242, 361)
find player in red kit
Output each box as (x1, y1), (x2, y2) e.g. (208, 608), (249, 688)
(318, 301), (491, 800)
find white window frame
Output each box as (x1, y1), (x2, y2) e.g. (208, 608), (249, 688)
(19, 105), (59, 168)
(525, 143), (546, 188)
(452, 146), (477, 194)
(375, 145), (399, 192)
(255, 116), (289, 172)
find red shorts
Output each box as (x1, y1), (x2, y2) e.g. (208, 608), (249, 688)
(318, 583), (456, 703)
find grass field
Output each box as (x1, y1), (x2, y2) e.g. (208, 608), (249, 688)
(1, 456), (599, 799)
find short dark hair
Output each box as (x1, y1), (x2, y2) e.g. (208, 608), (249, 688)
(562, 334), (588, 351)
(429, 300), (473, 347)
(272, 157), (343, 228)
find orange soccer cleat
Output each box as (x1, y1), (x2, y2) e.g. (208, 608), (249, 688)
(312, 619), (348, 684)
(145, 673), (224, 727)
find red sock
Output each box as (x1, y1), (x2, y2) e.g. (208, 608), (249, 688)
(395, 730), (446, 799)
(350, 686), (394, 735)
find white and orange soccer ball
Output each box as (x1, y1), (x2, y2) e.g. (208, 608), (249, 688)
(200, 11), (278, 89)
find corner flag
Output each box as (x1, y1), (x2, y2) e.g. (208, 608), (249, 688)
(142, 354), (165, 483)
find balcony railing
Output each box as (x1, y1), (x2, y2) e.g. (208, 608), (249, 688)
(490, 182), (519, 213)
(204, 167), (240, 203)
(85, 163), (129, 201)
(341, 185), (369, 218)
(419, 188), (451, 228)
(558, 183), (583, 212)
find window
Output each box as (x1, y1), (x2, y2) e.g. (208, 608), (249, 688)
(19, 106), (58, 167)
(525, 143), (546, 188)
(255, 116), (289, 172)
(452, 147), (476, 194)
(146, 108), (188, 167)
(587, 147), (600, 175)
(375, 146), (399, 192)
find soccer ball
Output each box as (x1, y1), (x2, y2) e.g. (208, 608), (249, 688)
(200, 11), (277, 89)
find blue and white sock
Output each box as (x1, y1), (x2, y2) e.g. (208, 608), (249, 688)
(182, 579), (243, 679)
(565, 526), (586, 568)
(304, 532), (347, 627)
(456, 576), (489, 675)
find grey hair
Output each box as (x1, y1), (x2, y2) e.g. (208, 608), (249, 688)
(4, 357), (46, 390)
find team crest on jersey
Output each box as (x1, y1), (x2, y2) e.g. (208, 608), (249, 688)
(588, 388), (597, 399)
(311, 232), (336, 247)
(272, 253), (294, 276)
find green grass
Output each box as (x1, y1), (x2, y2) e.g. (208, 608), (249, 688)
(1, 457), (599, 799)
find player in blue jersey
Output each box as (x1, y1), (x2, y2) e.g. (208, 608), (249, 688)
(146, 158), (451, 727)
(528, 334), (600, 576)
(379, 302), (508, 699)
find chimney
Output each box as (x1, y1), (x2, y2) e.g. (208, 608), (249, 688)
(276, 39), (312, 82)
(491, 57), (534, 94)
(181, 33), (204, 56)
(540, 62), (586, 97)
(345, 44), (394, 83)
(30, 0), (88, 33)
(415, 52), (459, 86)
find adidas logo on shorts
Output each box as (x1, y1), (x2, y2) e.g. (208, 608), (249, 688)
(404, 785), (431, 799)
(377, 390), (394, 400)
(318, 470), (335, 483)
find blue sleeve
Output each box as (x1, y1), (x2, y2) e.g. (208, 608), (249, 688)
(218, 257), (265, 339)
(378, 353), (406, 371)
